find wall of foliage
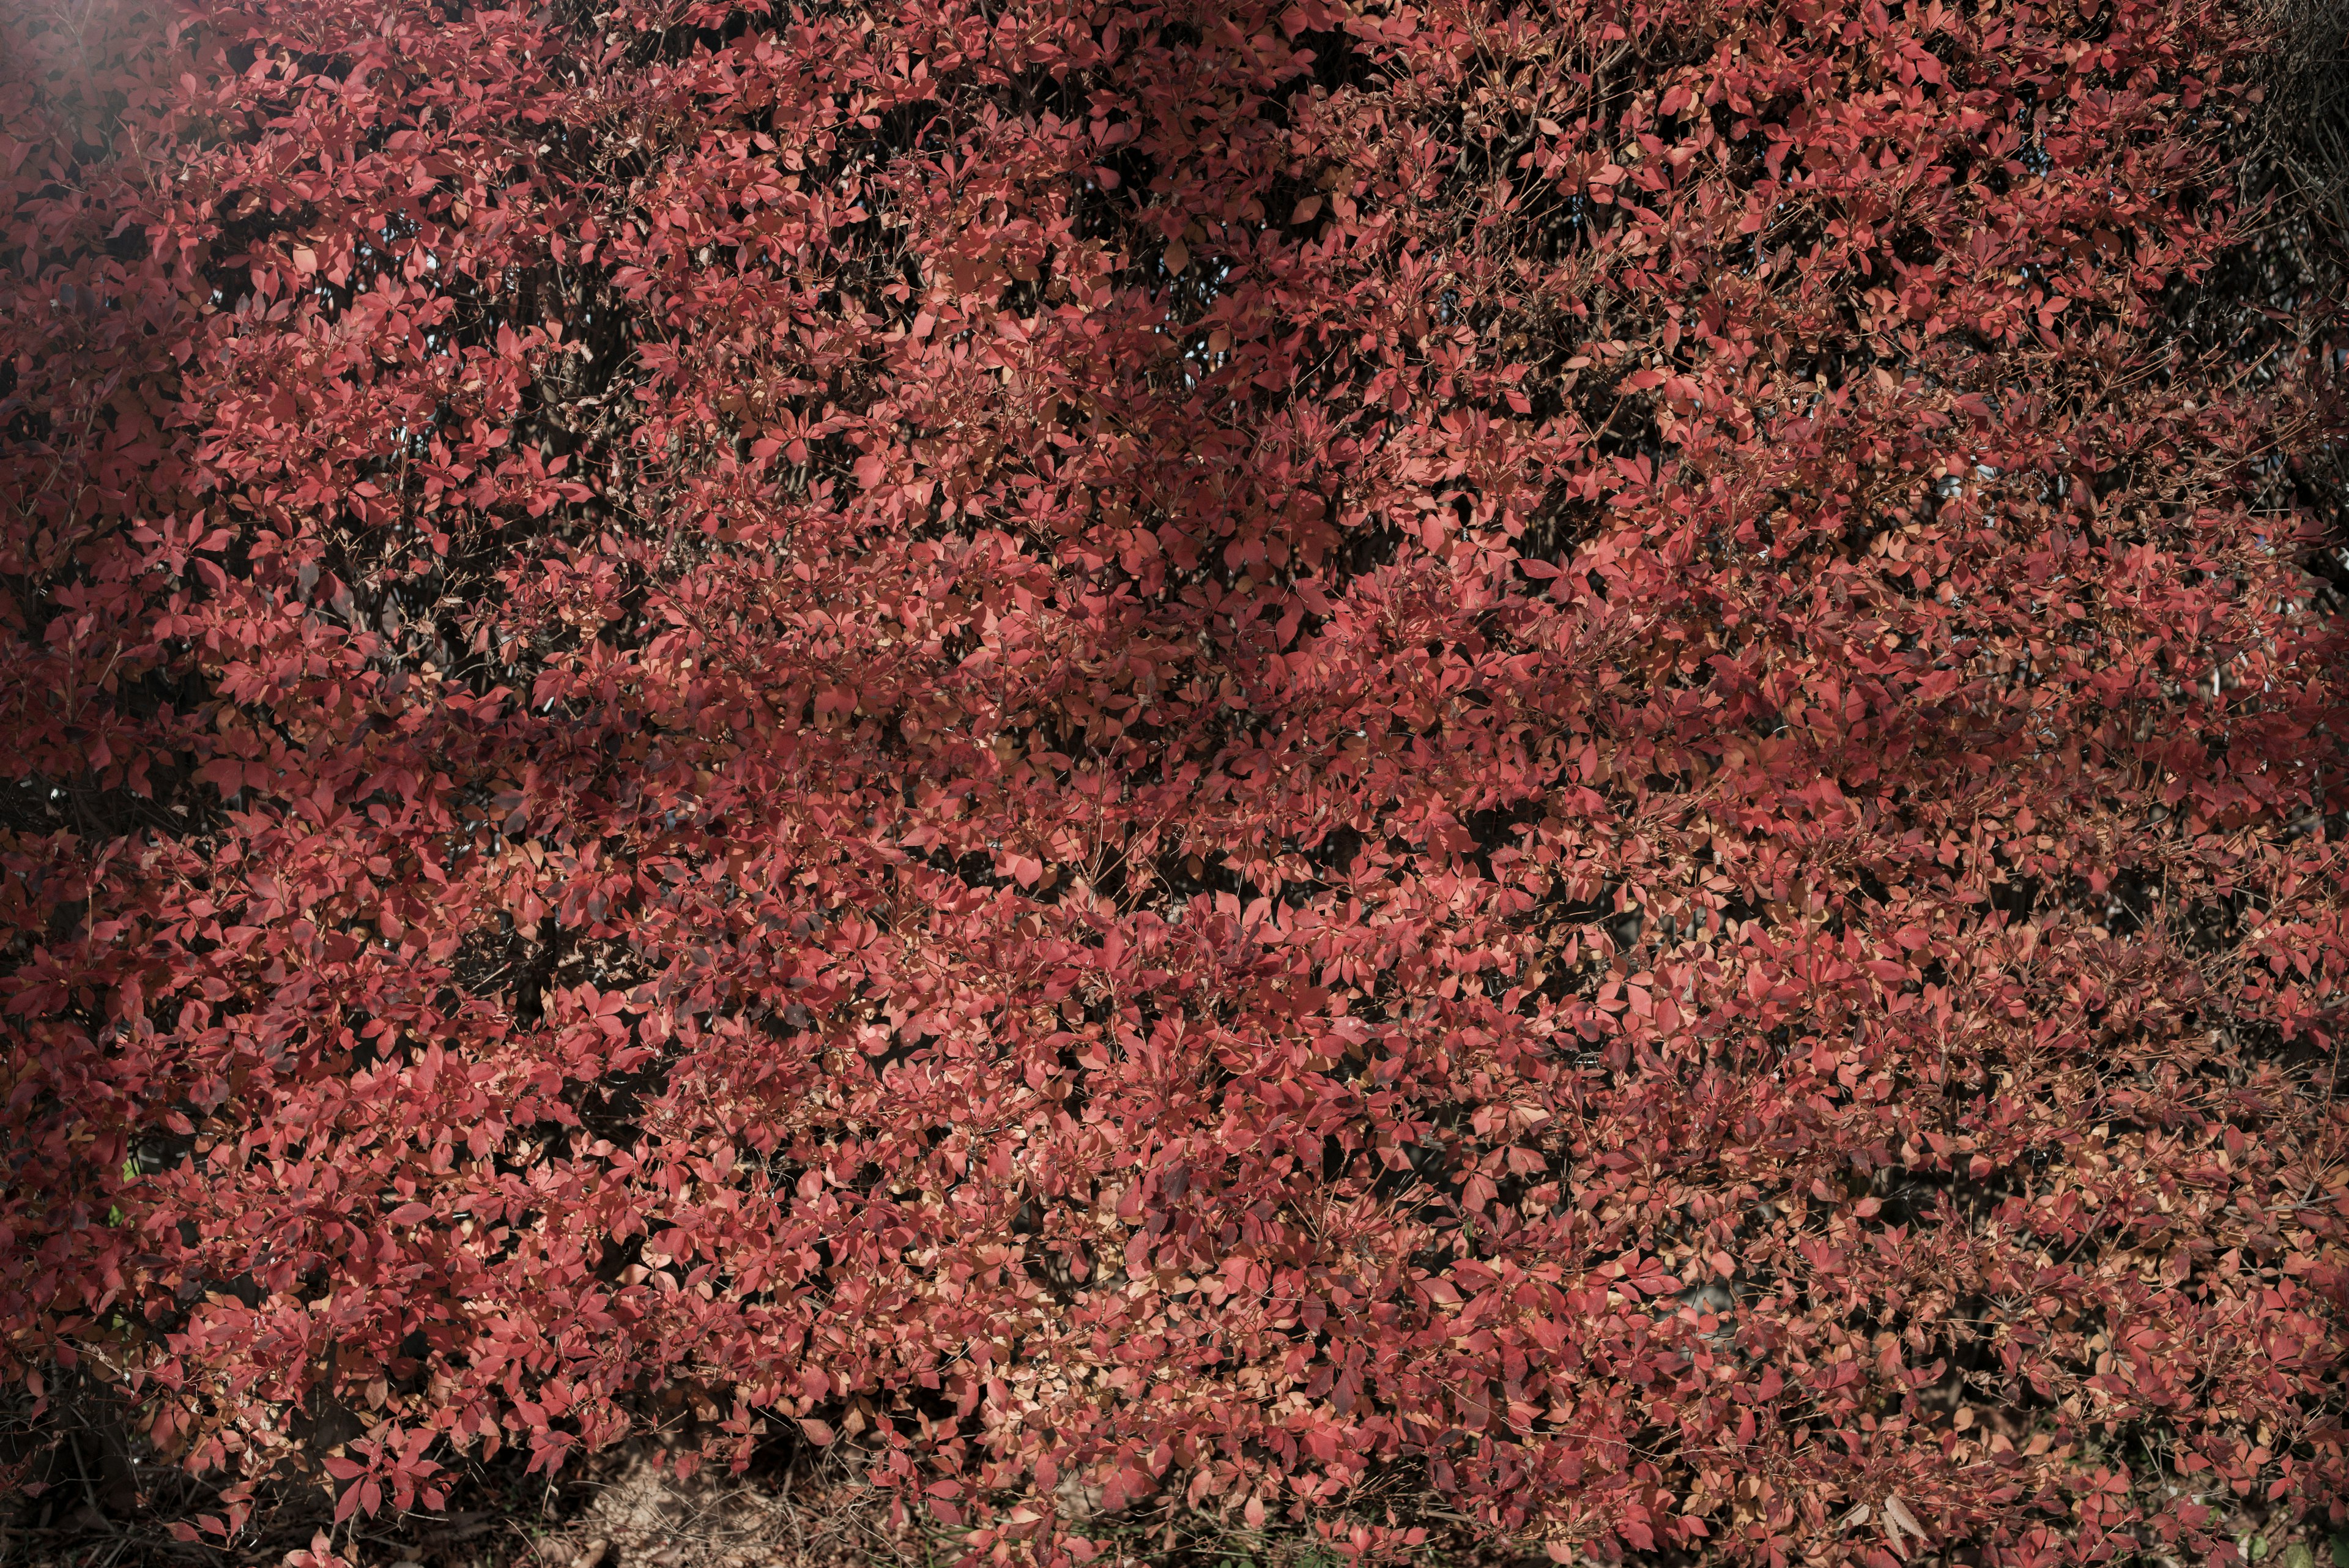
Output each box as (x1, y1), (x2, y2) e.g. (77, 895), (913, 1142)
(3, 0), (2345, 1559)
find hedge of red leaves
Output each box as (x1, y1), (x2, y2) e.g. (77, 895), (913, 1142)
(4, 0), (2348, 1560)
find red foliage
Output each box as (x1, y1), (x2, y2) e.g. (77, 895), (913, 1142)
(4, 0), (2346, 1561)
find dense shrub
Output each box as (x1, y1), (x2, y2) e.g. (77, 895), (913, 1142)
(3, 0), (2346, 1560)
